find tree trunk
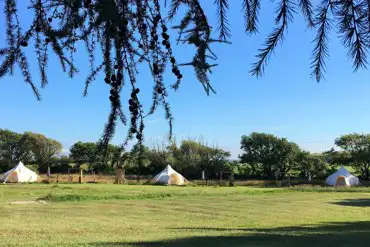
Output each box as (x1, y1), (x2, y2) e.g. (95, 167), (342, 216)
(115, 168), (124, 184)
(265, 165), (273, 178)
(38, 161), (44, 173)
(137, 159), (142, 183)
(365, 164), (370, 180)
(47, 165), (51, 177)
(308, 171), (312, 183)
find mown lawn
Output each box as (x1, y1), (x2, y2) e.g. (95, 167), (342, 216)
(1, 184), (370, 247)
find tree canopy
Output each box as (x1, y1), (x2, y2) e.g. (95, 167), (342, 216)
(70, 141), (97, 165)
(170, 139), (231, 178)
(6, 128), (370, 181)
(20, 132), (62, 171)
(240, 132), (325, 180)
(334, 133), (370, 180)
(1, 0), (368, 147)
(69, 141), (126, 172)
(0, 129), (30, 170)
(296, 151), (328, 181)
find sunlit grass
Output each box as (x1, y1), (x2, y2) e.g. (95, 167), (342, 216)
(1, 184), (370, 246)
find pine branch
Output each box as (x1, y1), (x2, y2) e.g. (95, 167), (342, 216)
(0, 51), (16, 78)
(17, 51), (41, 100)
(0, 48), (9, 56)
(250, 0), (294, 77)
(169, 0), (183, 19)
(243, 0), (260, 33)
(310, 0), (331, 82)
(5, 0), (369, 155)
(337, 0), (368, 71)
(85, 33), (96, 75)
(299, 0), (315, 27)
(5, 0), (17, 74)
(35, 33), (48, 87)
(84, 62), (105, 96)
(103, 22), (113, 78)
(5, 0), (16, 48)
(367, 0), (370, 31)
(214, 0), (231, 40)
(118, 106), (127, 125)
(100, 102), (119, 151)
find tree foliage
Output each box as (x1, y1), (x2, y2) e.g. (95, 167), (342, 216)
(296, 151), (328, 181)
(20, 132), (62, 171)
(170, 139), (231, 178)
(70, 141), (97, 165)
(4, 128), (370, 181)
(1, 0), (368, 147)
(334, 133), (370, 180)
(240, 132), (302, 178)
(0, 129), (30, 171)
(69, 141), (127, 172)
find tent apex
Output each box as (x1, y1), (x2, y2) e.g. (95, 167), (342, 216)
(152, 165), (187, 185)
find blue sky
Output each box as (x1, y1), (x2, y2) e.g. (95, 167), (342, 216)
(1, 1), (370, 159)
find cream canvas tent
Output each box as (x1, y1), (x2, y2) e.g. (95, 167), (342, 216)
(1, 162), (38, 183)
(152, 165), (187, 185)
(325, 166), (360, 186)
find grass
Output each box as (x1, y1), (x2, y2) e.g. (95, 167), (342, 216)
(1, 184), (370, 246)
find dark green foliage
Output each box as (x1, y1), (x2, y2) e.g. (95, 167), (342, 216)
(70, 142), (97, 165)
(0, 129), (62, 172)
(20, 132), (62, 172)
(240, 132), (300, 178)
(168, 139), (231, 178)
(334, 133), (370, 180)
(0, 129), (30, 172)
(117, 139), (231, 178)
(239, 132), (330, 179)
(50, 156), (74, 173)
(69, 141), (128, 173)
(296, 151), (328, 181)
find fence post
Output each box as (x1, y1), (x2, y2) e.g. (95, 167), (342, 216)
(79, 169), (83, 184)
(115, 168), (123, 184)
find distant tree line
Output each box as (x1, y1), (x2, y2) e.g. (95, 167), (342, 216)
(0, 129), (62, 173)
(2, 129), (370, 180)
(239, 132), (370, 181)
(67, 139), (232, 179)
(0, 129), (231, 179)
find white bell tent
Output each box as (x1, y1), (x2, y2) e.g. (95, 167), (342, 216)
(325, 166), (360, 186)
(1, 162), (38, 183)
(152, 165), (187, 185)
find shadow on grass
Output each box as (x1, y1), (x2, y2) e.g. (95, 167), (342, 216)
(331, 198), (370, 207)
(91, 221), (370, 247)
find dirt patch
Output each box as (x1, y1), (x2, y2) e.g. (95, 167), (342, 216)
(9, 200), (47, 205)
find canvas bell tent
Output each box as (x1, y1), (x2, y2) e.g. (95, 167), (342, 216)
(1, 162), (38, 183)
(152, 165), (187, 185)
(325, 166), (360, 186)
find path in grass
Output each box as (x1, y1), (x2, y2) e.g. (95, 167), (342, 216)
(0, 184), (370, 247)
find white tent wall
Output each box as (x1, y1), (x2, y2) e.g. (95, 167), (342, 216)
(1, 162), (38, 183)
(325, 166), (360, 186)
(152, 165), (187, 185)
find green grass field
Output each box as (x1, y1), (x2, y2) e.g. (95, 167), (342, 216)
(1, 184), (370, 247)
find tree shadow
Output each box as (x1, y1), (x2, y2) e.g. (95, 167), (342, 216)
(90, 221), (370, 247)
(331, 198), (370, 207)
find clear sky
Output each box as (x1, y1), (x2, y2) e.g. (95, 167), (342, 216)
(1, 1), (370, 159)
